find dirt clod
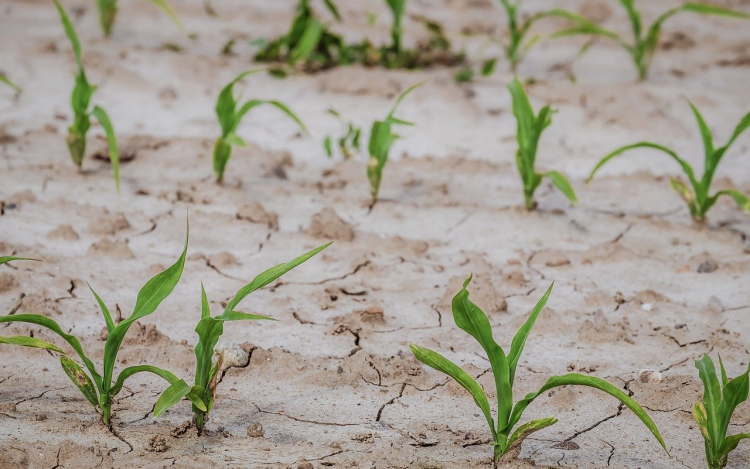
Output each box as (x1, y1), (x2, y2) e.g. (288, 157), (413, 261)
(147, 435), (168, 453)
(247, 422), (264, 438)
(237, 202), (280, 231)
(305, 208), (355, 241)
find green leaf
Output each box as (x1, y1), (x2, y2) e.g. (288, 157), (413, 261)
(224, 133), (247, 147)
(588, 142), (699, 191)
(721, 111), (750, 153)
(409, 344), (495, 438)
(718, 354), (728, 387)
(60, 356), (100, 407)
(145, 0), (186, 34)
(0, 335), (65, 354)
(53, 0), (83, 71)
(102, 223), (189, 391)
(0, 314), (101, 389)
(452, 276), (512, 433)
(322, 0), (342, 21)
(669, 178), (696, 206)
(0, 74), (21, 93)
(481, 58), (497, 77)
(693, 401), (711, 443)
(290, 19), (323, 64)
(0, 256), (40, 266)
(324, 136), (333, 157)
(154, 381), (207, 417)
(712, 189), (750, 214)
(681, 3), (750, 20)
(194, 316), (224, 391)
(507, 283), (553, 386)
(201, 283), (210, 319)
(544, 171), (578, 205)
(718, 362), (750, 439)
(506, 416), (558, 451)
(509, 373), (669, 455)
(687, 100), (714, 160)
(721, 433), (750, 455)
(214, 310), (275, 322)
(223, 243), (330, 313)
(88, 283), (114, 334)
(387, 81), (427, 120)
(266, 100), (308, 134)
(695, 354), (723, 447)
(91, 106), (120, 192)
(618, 0), (642, 39)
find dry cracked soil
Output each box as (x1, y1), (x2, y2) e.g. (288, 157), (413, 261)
(1, 0), (750, 468)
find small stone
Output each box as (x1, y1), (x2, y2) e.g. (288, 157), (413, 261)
(697, 259), (719, 273)
(614, 291), (625, 304)
(638, 369), (663, 384)
(214, 343), (249, 368)
(641, 303), (653, 312)
(297, 462), (313, 469)
(247, 422), (264, 438)
(708, 296), (724, 314)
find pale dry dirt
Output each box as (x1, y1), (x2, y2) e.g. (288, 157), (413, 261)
(1, 0), (750, 468)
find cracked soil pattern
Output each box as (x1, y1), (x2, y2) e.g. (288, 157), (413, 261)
(1, 0), (750, 467)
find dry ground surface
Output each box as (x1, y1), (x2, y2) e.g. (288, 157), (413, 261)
(1, 0), (750, 467)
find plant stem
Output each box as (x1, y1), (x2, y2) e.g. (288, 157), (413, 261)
(67, 131), (86, 168)
(524, 193), (536, 211)
(101, 402), (112, 427)
(195, 412), (205, 436)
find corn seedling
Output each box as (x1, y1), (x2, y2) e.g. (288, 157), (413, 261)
(367, 81), (424, 204)
(694, 354), (750, 469)
(255, 0), (347, 71)
(212, 70), (307, 183)
(153, 243), (331, 434)
(0, 74), (20, 93)
(410, 276), (669, 465)
(497, 1), (591, 71)
(0, 224), (205, 428)
(508, 79), (577, 210)
(54, 0), (120, 192)
(588, 101), (750, 222)
(0, 256), (39, 266)
(324, 109), (362, 159)
(95, 0), (184, 38)
(550, 1), (750, 80)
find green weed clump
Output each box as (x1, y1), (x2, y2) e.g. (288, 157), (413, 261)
(508, 79), (577, 210)
(255, 0), (463, 73)
(694, 354), (750, 469)
(212, 70), (307, 183)
(0, 225), (204, 428)
(54, 0), (120, 191)
(410, 276), (669, 465)
(95, 0), (184, 37)
(588, 101), (750, 222)
(153, 243), (331, 434)
(367, 81), (424, 204)
(551, 1), (750, 80)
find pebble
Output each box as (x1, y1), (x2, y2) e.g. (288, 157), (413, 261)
(697, 258), (719, 273)
(641, 303), (653, 312)
(638, 369), (663, 383)
(247, 422), (264, 438)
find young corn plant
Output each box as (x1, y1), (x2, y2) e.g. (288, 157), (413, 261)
(0, 225), (206, 428)
(153, 243), (331, 434)
(367, 81), (425, 204)
(550, 1), (750, 80)
(212, 70), (307, 183)
(497, 1), (591, 71)
(95, 0), (184, 38)
(508, 78), (577, 210)
(385, 0), (406, 54)
(54, 0), (120, 191)
(588, 101), (750, 222)
(410, 276), (669, 465)
(254, 0), (347, 71)
(694, 354), (750, 469)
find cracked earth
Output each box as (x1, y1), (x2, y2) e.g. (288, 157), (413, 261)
(2, 0), (750, 467)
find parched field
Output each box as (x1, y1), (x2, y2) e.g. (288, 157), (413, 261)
(1, 0), (750, 467)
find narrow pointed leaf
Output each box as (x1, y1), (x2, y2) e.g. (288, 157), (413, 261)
(145, 0), (186, 33)
(506, 416), (558, 450)
(60, 356), (99, 407)
(508, 283), (553, 385)
(695, 354), (723, 446)
(544, 172), (578, 205)
(410, 344), (495, 437)
(0, 335), (65, 354)
(91, 106), (120, 192)
(0, 257), (40, 266)
(214, 310), (276, 322)
(53, 0), (83, 70)
(88, 283), (114, 333)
